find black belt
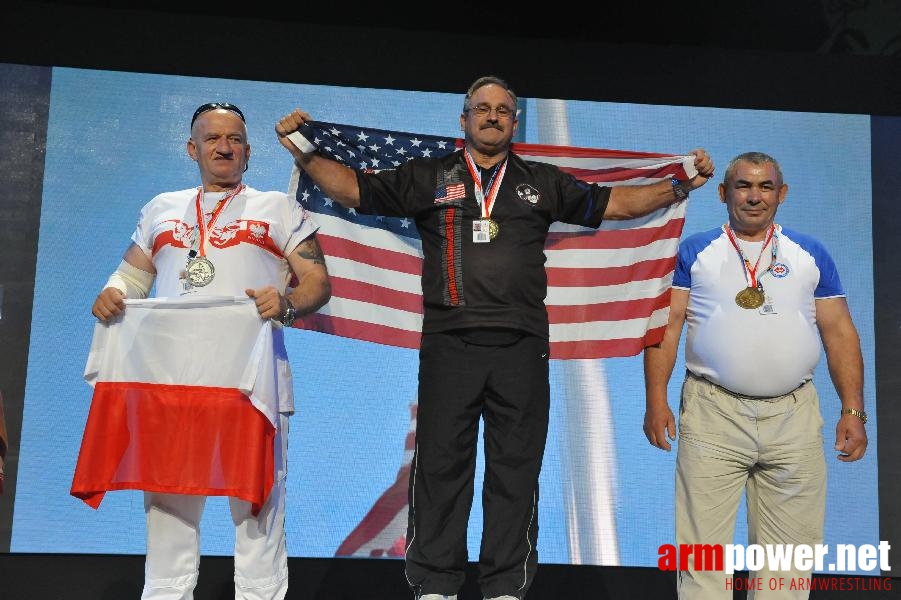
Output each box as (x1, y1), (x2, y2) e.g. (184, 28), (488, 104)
(687, 370), (809, 401)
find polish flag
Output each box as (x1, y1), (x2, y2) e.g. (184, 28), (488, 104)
(71, 296), (291, 515)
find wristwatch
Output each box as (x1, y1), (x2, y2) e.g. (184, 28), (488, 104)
(671, 177), (691, 201)
(280, 298), (297, 326)
(841, 407), (868, 424)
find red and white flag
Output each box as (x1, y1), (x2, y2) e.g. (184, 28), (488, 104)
(71, 296), (292, 515)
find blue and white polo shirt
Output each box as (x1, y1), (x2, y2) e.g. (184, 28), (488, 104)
(674, 224), (845, 397)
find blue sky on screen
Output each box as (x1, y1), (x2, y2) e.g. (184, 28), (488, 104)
(12, 67), (877, 571)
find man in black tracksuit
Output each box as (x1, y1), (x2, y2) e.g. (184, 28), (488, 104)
(276, 75), (714, 600)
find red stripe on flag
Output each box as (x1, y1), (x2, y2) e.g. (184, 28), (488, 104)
(71, 381), (275, 515)
(547, 257), (676, 287)
(512, 142), (675, 159)
(545, 218), (684, 250)
(547, 290), (671, 324)
(549, 325), (667, 359)
(296, 313), (421, 349)
(557, 164), (685, 183)
(318, 234), (423, 275)
(329, 277), (424, 314)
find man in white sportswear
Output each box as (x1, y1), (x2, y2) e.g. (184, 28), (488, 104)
(643, 151), (867, 599)
(90, 102), (331, 599)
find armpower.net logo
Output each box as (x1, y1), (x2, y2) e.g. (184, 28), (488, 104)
(658, 542), (893, 592)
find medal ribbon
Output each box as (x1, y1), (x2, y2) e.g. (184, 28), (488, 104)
(724, 223), (777, 289)
(464, 150), (507, 220)
(190, 184), (244, 258)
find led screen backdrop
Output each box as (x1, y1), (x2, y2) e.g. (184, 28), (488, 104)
(8, 66), (879, 572)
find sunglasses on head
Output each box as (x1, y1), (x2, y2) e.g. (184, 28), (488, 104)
(191, 102), (245, 126)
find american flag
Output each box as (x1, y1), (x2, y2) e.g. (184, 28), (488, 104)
(289, 121), (696, 360)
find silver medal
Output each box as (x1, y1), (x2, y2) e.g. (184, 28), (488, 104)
(185, 256), (215, 287)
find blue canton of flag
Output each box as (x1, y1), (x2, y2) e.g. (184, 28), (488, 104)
(294, 121), (460, 237)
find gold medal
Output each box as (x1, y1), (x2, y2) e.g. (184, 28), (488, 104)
(465, 151), (507, 244)
(725, 224), (778, 311)
(486, 218), (499, 240)
(735, 286), (764, 309)
(185, 256), (215, 287)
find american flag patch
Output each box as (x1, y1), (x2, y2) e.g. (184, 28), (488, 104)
(434, 182), (466, 204)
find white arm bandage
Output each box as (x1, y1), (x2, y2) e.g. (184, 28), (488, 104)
(105, 259), (155, 299)
(287, 128), (318, 154)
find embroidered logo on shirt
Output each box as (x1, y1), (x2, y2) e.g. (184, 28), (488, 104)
(515, 183), (541, 206)
(771, 262), (790, 278)
(249, 222), (267, 242)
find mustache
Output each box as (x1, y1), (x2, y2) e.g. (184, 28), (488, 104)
(480, 123), (504, 131)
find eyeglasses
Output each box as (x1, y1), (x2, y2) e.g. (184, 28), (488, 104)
(466, 104), (516, 119)
(191, 102), (245, 126)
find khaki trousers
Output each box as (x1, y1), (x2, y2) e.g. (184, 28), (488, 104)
(676, 373), (826, 600)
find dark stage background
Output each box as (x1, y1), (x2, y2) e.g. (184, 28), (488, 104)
(2, 1), (900, 598)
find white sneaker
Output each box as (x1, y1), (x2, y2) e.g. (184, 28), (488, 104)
(420, 595), (457, 600)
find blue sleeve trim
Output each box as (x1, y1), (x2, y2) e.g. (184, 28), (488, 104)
(780, 227), (846, 298)
(673, 228), (721, 288)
